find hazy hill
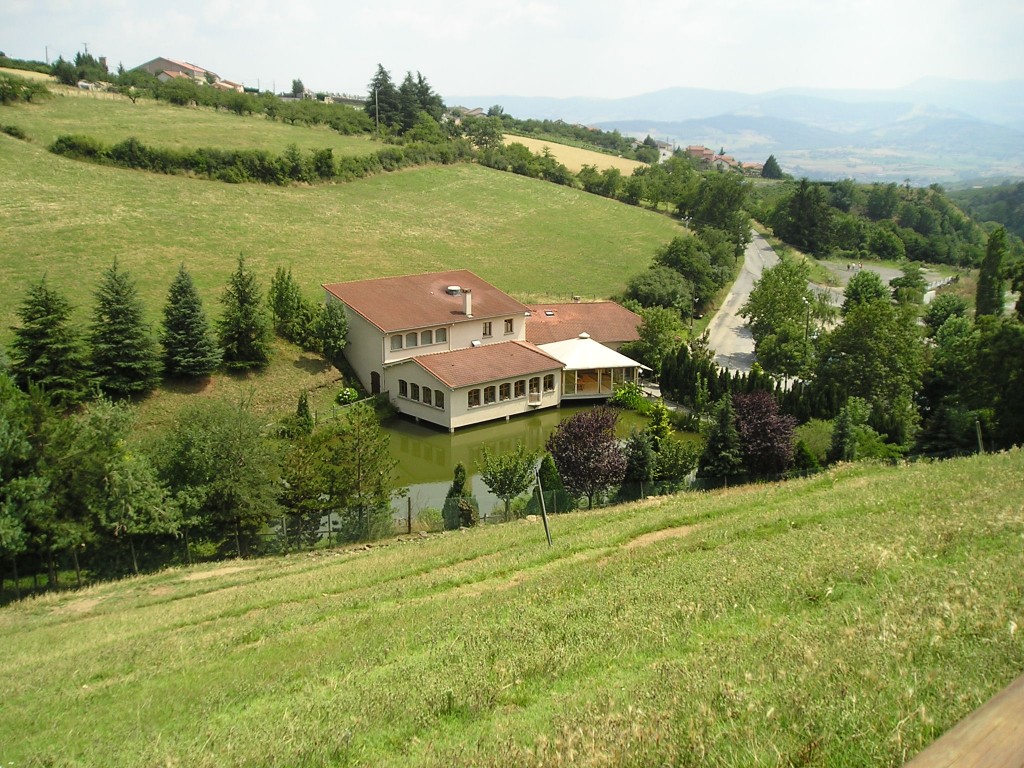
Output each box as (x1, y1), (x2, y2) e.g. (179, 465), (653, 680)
(454, 79), (1024, 184)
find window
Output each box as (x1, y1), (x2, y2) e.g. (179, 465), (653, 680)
(529, 377), (540, 394)
(421, 330), (433, 345)
(499, 383), (511, 401)
(398, 379), (408, 398)
(504, 318), (514, 334)
(422, 387), (432, 406)
(515, 380), (525, 398)
(482, 321), (493, 337)
(468, 389), (481, 408)
(391, 335), (403, 351)
(405, 332), (418, 348)
(543, 374), (555, 393)
(434, 391), (445, 410)
(436, 328), (447, 343)
(410, 383), (420, 400)
(484, 386), (496, 404)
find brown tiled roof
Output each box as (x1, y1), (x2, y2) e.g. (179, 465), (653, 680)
(411, 341), (562, 389)
(323, 270), (529, 333)
(525, 302), (641, 346)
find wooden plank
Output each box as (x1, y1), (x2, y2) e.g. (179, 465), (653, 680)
(904, 674), (1024, 767)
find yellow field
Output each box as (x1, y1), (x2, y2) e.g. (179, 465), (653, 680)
(0, 67), (56, 82)
(503, 134), (645, 175)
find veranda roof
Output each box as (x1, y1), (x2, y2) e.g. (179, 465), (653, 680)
(537, 333), (650, 371)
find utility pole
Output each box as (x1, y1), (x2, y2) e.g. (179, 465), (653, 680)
(374, 87), (379, 138)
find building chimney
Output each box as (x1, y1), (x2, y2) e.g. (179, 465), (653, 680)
(463, 289), (473, 317)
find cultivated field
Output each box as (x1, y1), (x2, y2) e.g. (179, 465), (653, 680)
(1, 450), (1021, 766)
(504, 134), (645, 175)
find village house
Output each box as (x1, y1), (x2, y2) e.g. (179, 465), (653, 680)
(134, 57), (243, 92)
(323, 270), (647, 431)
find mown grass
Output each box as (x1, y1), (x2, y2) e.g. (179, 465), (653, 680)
(1, 83), (375, 155)
(0, 131), (684, 346)
(1, 450), (1021, 766)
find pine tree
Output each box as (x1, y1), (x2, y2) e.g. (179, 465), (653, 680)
(161, 264), (221, 378)
(761, 154), (783, 179)
(698, 394), (744, 482)
(976, 227), (1007, 318)
(90, 259), (162, 397)
(218, 256), (272, 370)
(10, 277), (91, 408)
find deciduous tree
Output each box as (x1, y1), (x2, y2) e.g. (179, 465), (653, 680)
(546, 407), (626, 508)
(477, 442), (538, 521)
(733, 390), (796, 476)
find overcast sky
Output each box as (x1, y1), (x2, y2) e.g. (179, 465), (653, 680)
(3, 0), (1022, 100)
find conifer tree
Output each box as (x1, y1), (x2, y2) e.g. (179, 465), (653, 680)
(90, 259), (162, 397)
(698, 394), (744, 482)
(10, 276), (91, 408)
(218, 256), (272, 370)
(976, 227), (1007, 318)
(161, 264), (221, 378)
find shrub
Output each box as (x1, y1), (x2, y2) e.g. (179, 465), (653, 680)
(335, 387), (359, 405)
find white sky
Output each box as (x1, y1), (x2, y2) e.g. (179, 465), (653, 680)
(3, 0), (1021, 99)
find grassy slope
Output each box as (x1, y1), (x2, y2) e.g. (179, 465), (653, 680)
(1, 451), (1021, 767)
(2, 83), (376, 154)
(0, 130), (684, 342)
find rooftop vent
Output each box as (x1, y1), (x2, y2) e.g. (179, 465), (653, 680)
(544, 310), (555, 317)
(446, 285), (461, 296)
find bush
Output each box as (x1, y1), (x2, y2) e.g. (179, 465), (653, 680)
(1, 124), (27, 139)
(335, 387), (359, 405)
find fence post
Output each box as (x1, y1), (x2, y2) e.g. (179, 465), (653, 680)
(407, 497), (412, 535)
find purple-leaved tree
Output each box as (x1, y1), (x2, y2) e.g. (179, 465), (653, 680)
(546, 407), (626, 508)
(734, 390), (796, 476)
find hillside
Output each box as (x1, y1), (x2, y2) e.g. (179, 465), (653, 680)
(0, 101), (685, 344)
(1, 450), (1021, 766)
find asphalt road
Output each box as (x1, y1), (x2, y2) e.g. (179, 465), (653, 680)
(705, 231), (779, 373)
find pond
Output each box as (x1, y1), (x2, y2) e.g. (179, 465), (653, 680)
(382, 403), (655, 522)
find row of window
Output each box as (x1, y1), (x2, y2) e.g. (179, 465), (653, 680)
(467, 375), (555, 408)
(391, 327), (447, 352)
(397, 380), (445, 410)
(390, 318), (515, 351)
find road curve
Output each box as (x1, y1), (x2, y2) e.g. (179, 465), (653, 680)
(704, 230), (779, 373)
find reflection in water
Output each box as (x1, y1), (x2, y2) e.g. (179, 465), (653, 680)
(383, 404), (653, 518)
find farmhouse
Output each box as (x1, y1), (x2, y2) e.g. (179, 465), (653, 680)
(134, 57), (243, 91)
(323, 270), (647, 431)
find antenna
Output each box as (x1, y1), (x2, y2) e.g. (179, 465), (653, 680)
(83, 42), (89, 55)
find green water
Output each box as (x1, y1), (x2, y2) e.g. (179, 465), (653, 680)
(383, 403), (654, 517)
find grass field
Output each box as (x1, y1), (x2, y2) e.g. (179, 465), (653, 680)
(504, 134), (645, 175)
(0, 130), (685, 346)
(1, 450), (1021, 766)
(0, 77), (375, 155)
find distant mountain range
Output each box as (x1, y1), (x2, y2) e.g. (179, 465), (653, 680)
(451, 79), (1024, 184)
